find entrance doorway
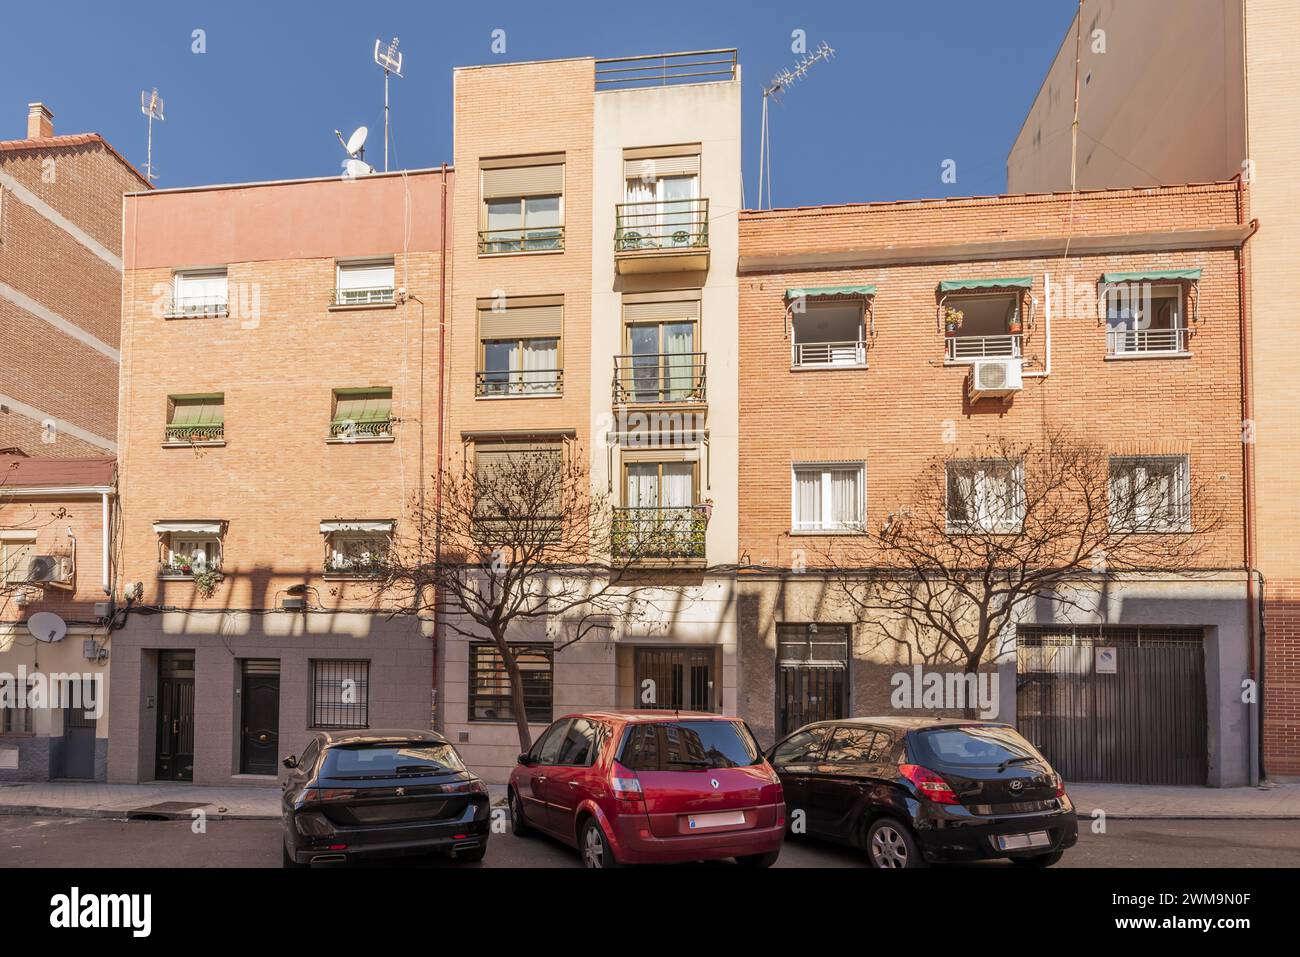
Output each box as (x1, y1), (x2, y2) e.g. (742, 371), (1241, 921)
(776, 624), (849, 737)
(634, 648), (715, 712)
(239, 660), (281, 775)
(155, 651), (195, 781)
(55, 679), (97, 779)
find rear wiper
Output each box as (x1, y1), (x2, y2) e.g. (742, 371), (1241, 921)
(666, 759), (712, 768)
(394, 765), (456, 775)
(997, 756), (1037, 772)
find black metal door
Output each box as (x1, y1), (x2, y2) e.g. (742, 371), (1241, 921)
(1016, 627), (1208, 785)
(240, 667), (280, 775)
(777, 624), (849, 737)
(634, 648), (715, 711)
(56, 680), (96, 779)
(156, 652), (195, 781)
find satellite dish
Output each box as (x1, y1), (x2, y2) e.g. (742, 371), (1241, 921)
(344, 158), (374, 179)
(27, 611), (67, 644)
(345, 126), (368, 156)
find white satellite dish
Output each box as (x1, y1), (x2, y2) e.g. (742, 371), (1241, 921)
(27, 611), (67, 644)
(344, 158), (374, 179)
(345, 125), (368, 156)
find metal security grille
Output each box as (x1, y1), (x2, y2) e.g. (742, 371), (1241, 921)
(1016, 626), (1207, 785)
(310, 659), (369, 730)
(777, 624), (849, 736)
(635, 648), (715, 712)
(468, 644), (553, 724)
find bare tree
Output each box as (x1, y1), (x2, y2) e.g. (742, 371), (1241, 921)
(830, 429), (1225, 683)
(382, 444), (702, 752)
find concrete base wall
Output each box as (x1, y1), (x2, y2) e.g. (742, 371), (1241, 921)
(106, 611), (432, 787)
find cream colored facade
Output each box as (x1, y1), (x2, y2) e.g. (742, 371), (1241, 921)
(1007, 0), (1300, 776)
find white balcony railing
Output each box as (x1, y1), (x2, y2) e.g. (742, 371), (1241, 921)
(331, 286), (396, 306)
(1107, 327), (1188, 355)
(792, 340), (866, 367)
(946, 334), (1022, 361)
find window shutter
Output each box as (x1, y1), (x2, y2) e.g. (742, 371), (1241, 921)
(623, 152), (700, 180)
(478, 304), (563, 339)
(170, 395), (224, 426)
(622, 299), (700, 323)
(481, 164), (564, 199)
(337, 262), (394, 290)
(333, 389), (392, 423)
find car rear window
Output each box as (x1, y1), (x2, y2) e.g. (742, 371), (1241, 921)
(322, 743), (466, 778)
(620, 721), (762, 771)
(908, 725), (1041, 768)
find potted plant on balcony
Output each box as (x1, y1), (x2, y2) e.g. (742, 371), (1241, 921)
(1007, 314), (1024, 335)
(943, 306), (965, 335)
(192, 566), (220, 598)
(696, 498), (714, 521)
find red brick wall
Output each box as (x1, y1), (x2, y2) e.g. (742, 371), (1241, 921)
(1264, 578), (1300, 776)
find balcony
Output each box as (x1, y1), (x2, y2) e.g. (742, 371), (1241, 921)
(475, 369), (564, 398)
(163, 296), (228, 319)
(164, 423), (225, 445)
(612, 506), (707, 564)
(157, 560), (222, 581)
(946, 334), (1022, 362)
(614, 198), (709, 274)
(612, 354), (706, 405)
(328, 418), (393, 441)
(1107, 327), (1189, 356)
(477, 226), (564, 255)
(792, 340), (866, 368)
(329, 286), (395, 307)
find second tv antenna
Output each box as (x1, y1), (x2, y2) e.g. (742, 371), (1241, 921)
(758, 42), (834, 209)
(140, 88), (165, 184)
(373, 36), (404, 172)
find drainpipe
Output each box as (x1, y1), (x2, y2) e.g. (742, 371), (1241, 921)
(1234, 172), (1262, 783)
(431, 162), (449, 724)
(101, 491), (110, 595)
(1022, 273), (1052, 378)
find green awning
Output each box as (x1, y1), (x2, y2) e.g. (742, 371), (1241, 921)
(1101, 268), (1202, 284)
(332, 388), (392, 424)
(939, 277), (1033, 293)
(169, 394), (224, 426)
(785, 284), (876, 300)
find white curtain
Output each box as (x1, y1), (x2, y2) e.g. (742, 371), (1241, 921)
(662, 463), (693, 508)
(663, 322), (695, 400)
(523, 338), (557, 392)
(660, 175), (696, 247)
(830, 469), (861, 528)
(795, 470), (822, 529)
(626, 463), (658, 508)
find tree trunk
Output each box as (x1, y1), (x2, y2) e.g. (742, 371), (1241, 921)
(962, 655), (982, 721)
(496, 631), (535, 754)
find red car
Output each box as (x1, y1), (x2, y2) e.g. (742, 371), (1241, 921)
(508, 710), (785, 868)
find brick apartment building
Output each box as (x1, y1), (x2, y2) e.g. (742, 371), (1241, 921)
(736, 182), (1256, 786)
(1007, 0), (1298, 777)
(0, 102), (148, 457)
(108, 169), (449, 784)
(0, 455), (115, 780)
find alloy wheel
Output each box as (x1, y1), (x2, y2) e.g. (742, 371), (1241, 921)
(869, 824), (910, 868)
(583, 824), (606, 868)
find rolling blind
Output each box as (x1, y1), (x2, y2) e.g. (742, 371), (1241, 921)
(478, 304), (563, 339)
(338, 262), (394, 290)
(333, 389), (392, 423)
(170, 396), (224, 425)
(622, 299), (700, 322)
(624, 155), (699, 180)
(482, 164), (564, 199)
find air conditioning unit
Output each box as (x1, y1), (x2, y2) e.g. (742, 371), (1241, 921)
(26, 554), (74, 589)
(969, 357), (1024, 399)
(281, 596), (306, 611)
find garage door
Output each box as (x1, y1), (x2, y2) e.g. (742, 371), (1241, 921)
(1016, 626), (1208, 785)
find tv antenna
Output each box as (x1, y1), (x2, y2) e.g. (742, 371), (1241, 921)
(373, 36), (404, 172)
(757, 42), (834, 209)
(140, 88), (165, 183)
(334, 125), (373, 179)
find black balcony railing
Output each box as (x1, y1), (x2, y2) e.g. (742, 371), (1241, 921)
(612, 506), (707, 560)
(475, 369), (563, 397)
(329, 418), (394, 439)
(613, 353), (706, 404)
(164, 423), (225, 444)
(477, 226), (565, 255)
(615, 198), (709, 253)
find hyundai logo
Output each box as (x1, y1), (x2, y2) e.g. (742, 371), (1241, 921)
(710, 778), (720, 790)
(1008, 779), (1024, 792)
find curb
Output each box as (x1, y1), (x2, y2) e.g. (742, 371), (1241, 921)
(0, 804), (277, 822)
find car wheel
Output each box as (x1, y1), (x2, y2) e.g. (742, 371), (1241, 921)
(1011, 849), (1064, 868)
(509, 789), (531, 837)
(580, 819), (621, 869)
(735, 849), (781, 868)
(281, 841), (305, 869)
(865, 818), (926, 869)
(455, 843), (488, 863)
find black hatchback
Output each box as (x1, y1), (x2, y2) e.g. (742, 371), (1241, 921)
(281, 729), (490, 867)
(768, 718), (1077, 868)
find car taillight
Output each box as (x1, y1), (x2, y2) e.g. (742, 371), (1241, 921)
(299, 788), (357, 804)
(1049, 772), (1066, 798)
(610, 761), (643, 801)
(898, 764), (960, 806)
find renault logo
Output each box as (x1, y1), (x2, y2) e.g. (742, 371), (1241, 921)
(395, 787), (406, 796)
(710, 778), (720, 790)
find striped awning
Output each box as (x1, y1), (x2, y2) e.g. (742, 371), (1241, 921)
(939, 277), (1033, 293)
(785, 284), (876, 299)
(1101, 268), (1202, 284)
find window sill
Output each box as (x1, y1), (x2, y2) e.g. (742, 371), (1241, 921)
(0, 732), (36, 739)
(1104, 351), (1193, 361)
(163, 311), (229, 321)
(790, 363), (868, 373)
(476, 248), (565, 259)
(326, 302), (397, 313)
(158, 573), (224, 582)
(325, 435), (395, 445)
(162, 440), (226, 448)
(943, 358), (1024, 367)
(467, 718), (554, 727)
(474, 392), (564, 400)
(789, 528), (866, 537)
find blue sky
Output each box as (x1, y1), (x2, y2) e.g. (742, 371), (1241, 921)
(2, 0), (1077, 205)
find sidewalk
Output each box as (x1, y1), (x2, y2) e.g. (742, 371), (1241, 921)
(0, 781), (511, 821)
(1066, 782), (1300, 819)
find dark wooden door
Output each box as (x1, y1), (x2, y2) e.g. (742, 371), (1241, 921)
(155, 677), (194, 780)
(240, 674), (280, 775)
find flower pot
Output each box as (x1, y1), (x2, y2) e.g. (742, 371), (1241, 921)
(1008, 323), (1023, 335)
(697, 503), (714, 521)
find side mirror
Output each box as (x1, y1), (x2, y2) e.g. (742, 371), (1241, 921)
(282, 755), (298, 769)
(517, 752), (532, 766)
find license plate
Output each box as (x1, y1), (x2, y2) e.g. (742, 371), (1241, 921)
(687, 810), (746, 830)
(996, 831), (1050, 851)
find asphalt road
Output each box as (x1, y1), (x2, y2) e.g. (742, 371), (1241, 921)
(1, 814), (1297, 868)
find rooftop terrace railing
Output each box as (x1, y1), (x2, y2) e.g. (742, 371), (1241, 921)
(595, 49), (738, 90)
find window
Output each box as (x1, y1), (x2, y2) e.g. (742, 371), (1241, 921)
(619, 460), (704, 558)
(474, 441), (564, 523)
(1, 531), (36, 585)
(533, 720), (569, 765)
(792, 463), (864, 532)
(170, 269), (228, 318)
(823, 727), (888, 764)
(619, 149), (703, 250)
(334, 259), (395, 306)
(321, 521), (393, 575)
(476, 299), (563, 396)
(468, 644), (553, 724)
(771, 726), (830, 766)
(943, 292), (1023, 361)
(330, 388), (392, 440)
(1, 679), (34, 734)
(309, 659), (370, 729)
(791, 301), (866, 367)
(154, 522), (224, 577)
(321, 742), (465, 776)
(619, 721), (761, 771)
(946, 459), (1024, 532)
(165, 393), (224, 444)
(1105, 284), (1187, 354)
(479, 158), (564, 253)
(617, 296), (703, 403)
(1109, 456), (1191, 532)
(553, 718), (600, 767)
